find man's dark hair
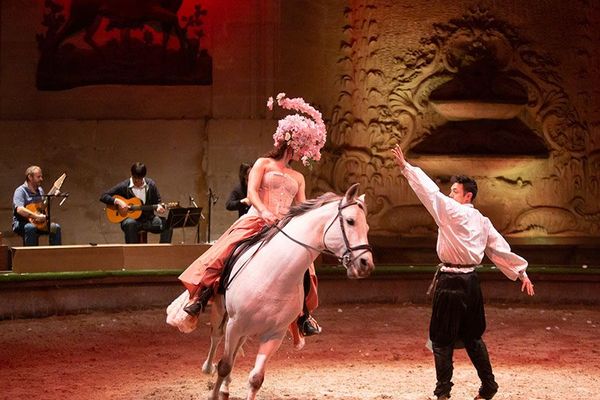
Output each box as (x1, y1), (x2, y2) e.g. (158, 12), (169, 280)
(131, 162), (147, 178)
(451, 175), (478, 201)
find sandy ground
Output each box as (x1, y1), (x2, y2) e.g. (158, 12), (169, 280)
(1, 303), (599, 400)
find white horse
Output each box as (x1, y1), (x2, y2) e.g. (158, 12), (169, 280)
(203, 183), (374, 400)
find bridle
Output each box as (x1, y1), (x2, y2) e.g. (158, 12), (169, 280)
(225, 197), (372, 290)
(275, 197), (373, 270)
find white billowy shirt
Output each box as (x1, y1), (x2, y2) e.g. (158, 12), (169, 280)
(401, 163), (528, 281)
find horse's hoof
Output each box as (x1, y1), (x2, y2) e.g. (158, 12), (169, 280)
(219, 391), (229, 400)
(293, 336), (305, 351)
(201, 361), (216, 375)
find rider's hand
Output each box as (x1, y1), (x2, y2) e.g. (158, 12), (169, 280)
(260, 209), (278, 225)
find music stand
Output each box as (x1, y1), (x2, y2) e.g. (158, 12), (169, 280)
(167, 207), (203, 244)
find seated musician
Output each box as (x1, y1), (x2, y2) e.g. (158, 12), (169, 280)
(100, 162), (172, 244)
(12, 165), (62, 246)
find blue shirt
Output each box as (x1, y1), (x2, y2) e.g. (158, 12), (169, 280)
(12, 182), (44, 229)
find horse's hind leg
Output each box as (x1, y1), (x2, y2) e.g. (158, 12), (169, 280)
(202, 296), (226, 375)
(288, 320), (305, 350)
(246, 336), (284, 400)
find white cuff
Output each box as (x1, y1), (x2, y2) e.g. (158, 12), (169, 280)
(518, 270), (528, 281)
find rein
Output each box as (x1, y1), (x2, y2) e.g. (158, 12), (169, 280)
(275, 198), (373, 270)
(225, 197), (373, 291)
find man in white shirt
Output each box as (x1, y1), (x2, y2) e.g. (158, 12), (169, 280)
(392, 145), (534, 400)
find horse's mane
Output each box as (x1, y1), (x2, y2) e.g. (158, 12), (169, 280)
(286, 192), (340, 221)
(260, 192), (341, 245)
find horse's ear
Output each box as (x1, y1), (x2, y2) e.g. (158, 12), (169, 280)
(358, 194), (365, 203)
(344, 183), (360, 202)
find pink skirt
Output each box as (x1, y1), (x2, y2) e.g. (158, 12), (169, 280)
(178, 216), (266, 295)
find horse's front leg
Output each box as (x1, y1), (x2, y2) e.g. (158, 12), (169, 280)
(218, 337), (246, 397)
(247, 335), (285, 400)
(211, 319), (244, 400)
(202, 296), (226, 375)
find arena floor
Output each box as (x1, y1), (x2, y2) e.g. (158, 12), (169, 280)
(1, 303), (598, 400)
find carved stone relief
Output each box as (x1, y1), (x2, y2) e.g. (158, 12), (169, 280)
(314, 4), (599, 238)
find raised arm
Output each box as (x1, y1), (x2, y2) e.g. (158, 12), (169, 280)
(391, 145), (459, 226)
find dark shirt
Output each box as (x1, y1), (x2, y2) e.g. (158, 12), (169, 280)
(225, 183), (250, 218)
(100, 178), (163, 221)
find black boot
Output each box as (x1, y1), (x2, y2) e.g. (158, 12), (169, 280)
(183, 286), (213, 316)
(297, 313), (322, 336)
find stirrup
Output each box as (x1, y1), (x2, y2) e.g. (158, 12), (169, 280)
(183, 287), (213, 316)
(298, 314), (322, 336)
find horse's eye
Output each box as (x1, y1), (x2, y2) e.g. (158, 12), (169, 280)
(346, 218), (355, 226)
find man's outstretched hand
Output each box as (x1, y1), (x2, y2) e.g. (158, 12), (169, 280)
(521, 276), (535, 296)
(391, 145), (407, 169)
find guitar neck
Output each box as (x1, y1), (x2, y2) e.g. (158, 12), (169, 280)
(130, 204), (158, 211)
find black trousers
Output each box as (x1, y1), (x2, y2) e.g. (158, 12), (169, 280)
(120, 216), (172, 244)
(430, 272), (498, 399)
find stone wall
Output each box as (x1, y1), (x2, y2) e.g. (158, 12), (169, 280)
(0, 0), (341, 245)
(1, 0), (598, 247)
(313, 0), (600, 240)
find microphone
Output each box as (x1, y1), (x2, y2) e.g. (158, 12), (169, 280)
(59, 193), (70, 207)
(189, 195), (199, 208)
(208, 188), (218, 205)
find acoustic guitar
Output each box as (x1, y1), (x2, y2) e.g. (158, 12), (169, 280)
(25, 173), (67, 231)
(105, 195), (180, 224)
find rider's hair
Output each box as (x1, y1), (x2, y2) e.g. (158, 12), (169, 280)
(263, 141), (289, 161)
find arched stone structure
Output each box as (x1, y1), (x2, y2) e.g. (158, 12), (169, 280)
(314, 5), (599, 238)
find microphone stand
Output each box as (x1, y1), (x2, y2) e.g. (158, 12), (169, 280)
(207, 188), (218, 243)
(189, 195), (204, 244)
(41, 193), (69, 234)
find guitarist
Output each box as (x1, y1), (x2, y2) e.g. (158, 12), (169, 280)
(100, 162), (172, 244)
(12, 165), (62, 246)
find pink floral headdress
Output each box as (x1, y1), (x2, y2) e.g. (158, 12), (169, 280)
(267, 93), (327, 166)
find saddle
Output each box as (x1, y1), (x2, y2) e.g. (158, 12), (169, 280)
(218, 224), (273, 294)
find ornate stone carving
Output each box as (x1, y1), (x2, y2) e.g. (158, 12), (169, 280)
(316, 5), (598, 238)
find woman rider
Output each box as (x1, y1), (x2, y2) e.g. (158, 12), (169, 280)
(176, 93), (327, 337)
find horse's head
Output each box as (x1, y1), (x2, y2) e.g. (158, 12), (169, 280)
(323, 184), (374, 279)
